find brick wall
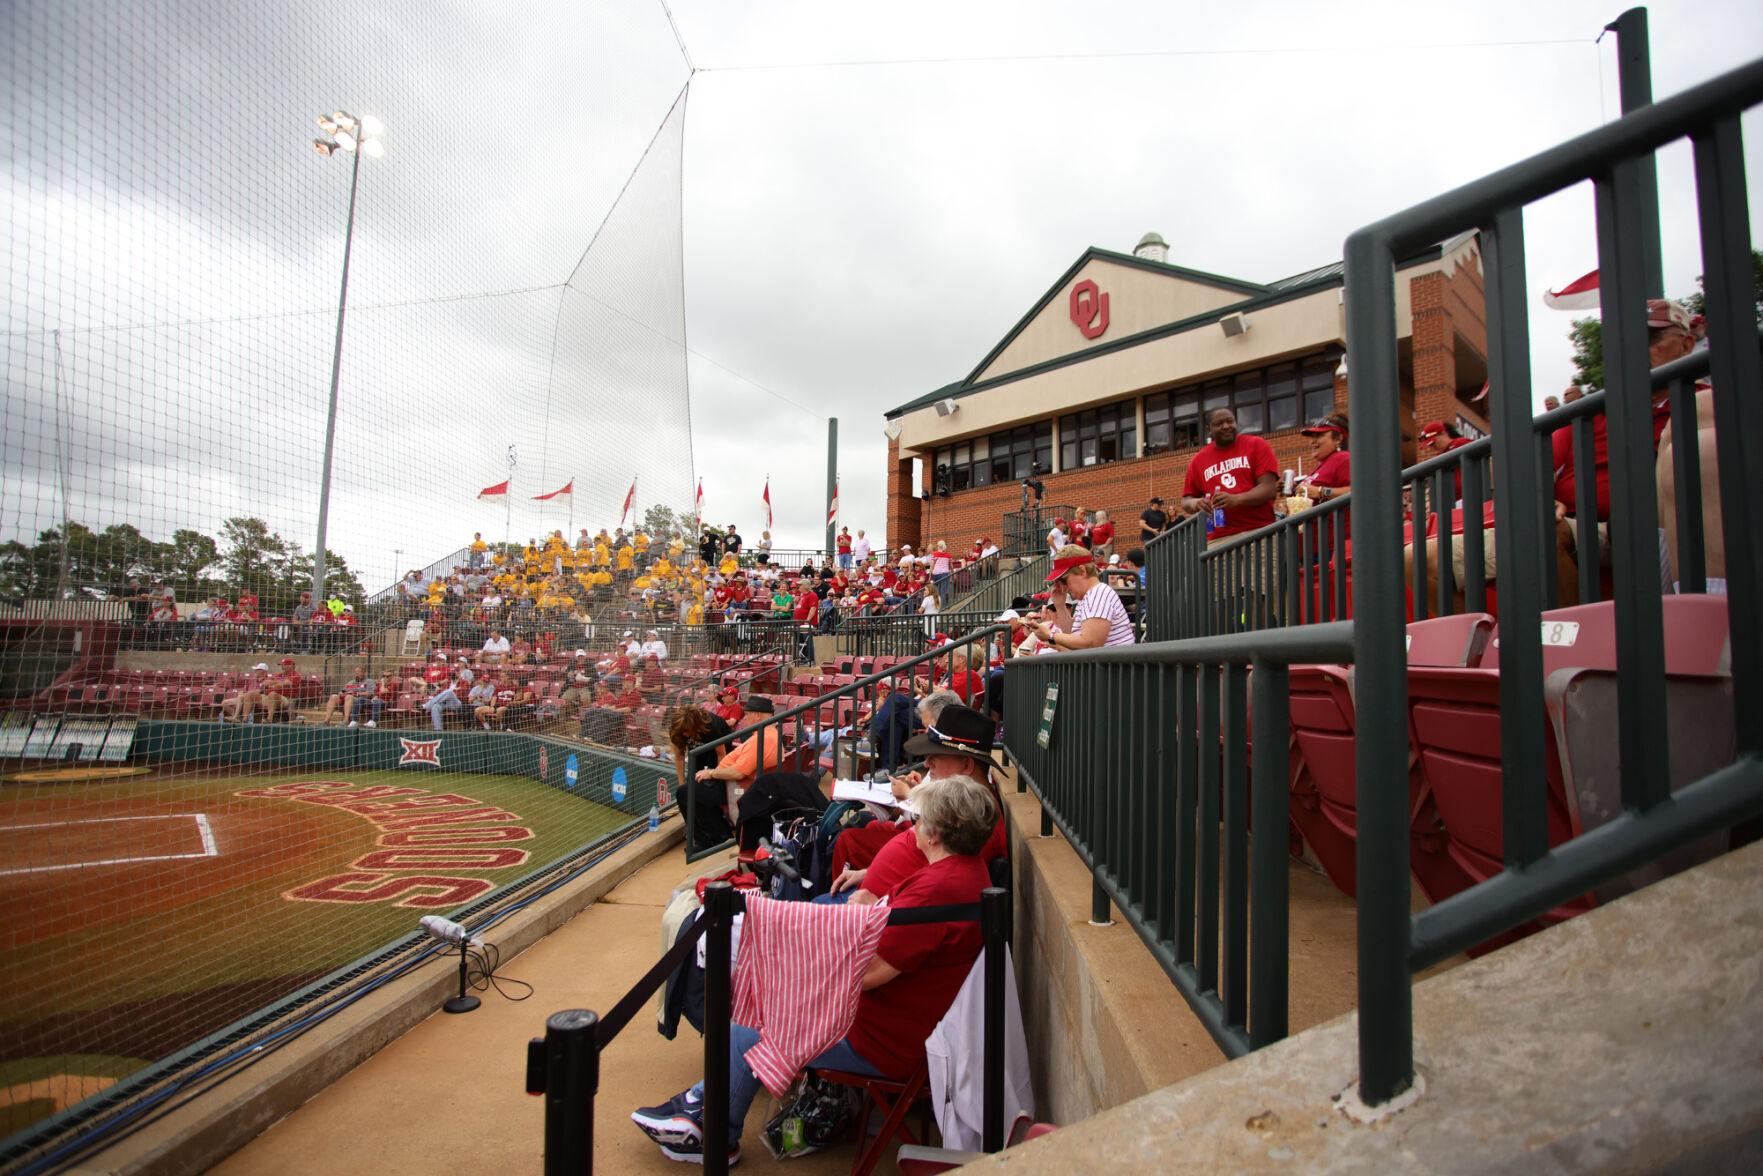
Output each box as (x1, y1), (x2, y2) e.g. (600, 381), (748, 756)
(906, 422), (1332, 552)
(885, 437), (922, 552)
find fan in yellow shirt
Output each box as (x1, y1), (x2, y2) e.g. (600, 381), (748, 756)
(717, 553), (738, 576)
(589, 568), (614, 589)
(685, 598), (704, 625)
(633, 530), (651, 554)
(593, 540), (612, 568)
(616, 544), (635, 572)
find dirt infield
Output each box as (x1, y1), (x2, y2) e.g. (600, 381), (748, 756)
(0, 767), (631, 1143)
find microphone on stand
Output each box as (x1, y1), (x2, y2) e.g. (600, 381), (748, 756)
(420, 914), (483, 948)
(420, 915), (483, 1013)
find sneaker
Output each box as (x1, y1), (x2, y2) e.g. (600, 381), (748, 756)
(631, 1091), (740, 1167)
(365, 720), (376, 728)
(347, 720), (358, 728)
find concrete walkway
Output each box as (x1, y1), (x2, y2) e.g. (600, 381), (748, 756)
(215, 836), (857, 1175)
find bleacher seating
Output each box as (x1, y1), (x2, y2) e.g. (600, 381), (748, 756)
(1280, 596), (1734, 954)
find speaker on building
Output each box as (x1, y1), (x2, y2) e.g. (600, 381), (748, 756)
(1219, 312), (1250, 337)
(934, 398), (960, 417)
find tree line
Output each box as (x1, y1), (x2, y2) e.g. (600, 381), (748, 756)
(0, 517), (365, 615)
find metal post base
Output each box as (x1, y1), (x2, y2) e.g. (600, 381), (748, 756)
(444, 994), (481, 1014)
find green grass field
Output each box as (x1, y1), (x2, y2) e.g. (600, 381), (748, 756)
(0, 767), (635, 1139)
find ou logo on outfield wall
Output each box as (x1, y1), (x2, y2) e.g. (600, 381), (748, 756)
(1069, 279), (1110, 340)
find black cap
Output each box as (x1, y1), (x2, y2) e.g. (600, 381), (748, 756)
(1149, 496), (1164, 504)
(903, 703), (996, 770)
(744, 696), (775, 714)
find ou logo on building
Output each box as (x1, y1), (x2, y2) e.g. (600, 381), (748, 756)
(1069, 279), (1110, 340)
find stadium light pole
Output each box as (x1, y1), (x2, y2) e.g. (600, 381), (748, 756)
(308, 110), (385, 603)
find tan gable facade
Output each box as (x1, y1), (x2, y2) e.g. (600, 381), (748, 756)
(975, 254), (1259, 383)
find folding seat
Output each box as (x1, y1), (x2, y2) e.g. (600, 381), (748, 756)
(1403, 663), (1593, 952)
(1284, 614), (1495, 901)
(815, 1062), (931, 1176)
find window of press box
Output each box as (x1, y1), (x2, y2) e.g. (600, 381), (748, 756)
(1058, 400), (1137, 470)
(938, 422), (1049, 494)
(1143, 389), (1202, 455)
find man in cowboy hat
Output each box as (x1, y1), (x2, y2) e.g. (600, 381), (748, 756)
(829, 702), (1006, 904)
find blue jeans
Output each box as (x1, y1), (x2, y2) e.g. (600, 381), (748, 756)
(352, 697), (385, 725)
(423, 687), (461, 730)
(690, 1024), (883, 1146)
(933, 571), (951, 606)
(838, 553), (852, 569)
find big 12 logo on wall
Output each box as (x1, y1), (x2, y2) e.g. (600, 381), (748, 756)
(398, 737), (442, 767)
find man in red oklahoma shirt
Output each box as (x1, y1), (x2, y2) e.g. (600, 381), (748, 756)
(1180, 408), (1279, 543)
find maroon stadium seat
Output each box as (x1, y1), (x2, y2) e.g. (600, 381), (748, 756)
(1403, 665), (1592, 952)
(1285, 614), (1496, 899)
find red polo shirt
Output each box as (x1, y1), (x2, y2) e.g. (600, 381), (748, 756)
(846, 853), (989, 1077)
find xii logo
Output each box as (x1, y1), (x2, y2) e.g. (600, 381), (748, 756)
(398, 738), (442, 767)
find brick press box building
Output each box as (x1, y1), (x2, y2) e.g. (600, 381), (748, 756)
(883, 230), (1493, 553)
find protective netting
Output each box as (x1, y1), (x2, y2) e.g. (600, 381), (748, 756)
(1, 0), (698, 1157)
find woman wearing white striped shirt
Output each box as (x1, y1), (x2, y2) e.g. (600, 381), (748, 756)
(1031, 544), (1137, 650)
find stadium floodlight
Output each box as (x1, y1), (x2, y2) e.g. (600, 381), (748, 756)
(307, 108), (385, 602)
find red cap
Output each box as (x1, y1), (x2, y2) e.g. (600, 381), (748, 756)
(1417, 421), (1449, 441)
(279, 657), (295, 666)
(1299, 420), (1344, 437)
(1045, 553), (1094, 582)
(1646, 298), (1692, 332)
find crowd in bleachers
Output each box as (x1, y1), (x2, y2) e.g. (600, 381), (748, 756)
(390, 522), (1007, 650)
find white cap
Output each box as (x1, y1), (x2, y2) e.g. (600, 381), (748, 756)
(996, 609), (1020, 622)
(253, 662), (270, 671)
(573, 648), (588, 657)
(433, 649), (448, 658)
(1109, 553), (1121, 565)
(622, 630), (634, 637)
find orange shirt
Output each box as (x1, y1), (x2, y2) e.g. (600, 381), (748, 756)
(719, 726), (787, 790)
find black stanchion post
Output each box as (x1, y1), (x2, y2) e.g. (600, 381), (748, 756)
(538, 1008), (599, 1176)
(980, 886), (1008, 1153)
(701, 882), (734, 1176)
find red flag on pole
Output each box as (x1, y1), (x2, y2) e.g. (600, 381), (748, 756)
(763, 478), (772, 530)
(1543, 269), (1599, 311)
(620, 478), (636, 525)
(827, 478), (839, 527)
(532, 479), (573, 501)
(694, 479), (704, 525)
(477, 480), (509, 499)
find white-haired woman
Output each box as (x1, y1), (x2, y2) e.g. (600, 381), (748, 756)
(632, 774), (998, 1165)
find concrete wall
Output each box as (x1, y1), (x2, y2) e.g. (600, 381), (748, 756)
(977, 835), (1763, 1173)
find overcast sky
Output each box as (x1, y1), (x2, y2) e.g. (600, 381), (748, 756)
(3, 0), (1760, 589)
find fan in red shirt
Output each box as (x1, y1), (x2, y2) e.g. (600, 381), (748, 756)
(1418, 420), (1474, 501)
(1180, 408), (1280, 542)
(630, 773), (996, 1163)
(830, 704), (1008, 905)
(711, 682), (746, 726)
(790, 583), (819, 624)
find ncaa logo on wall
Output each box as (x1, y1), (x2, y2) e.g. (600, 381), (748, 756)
(1069, 278), (1110, 340)
(398, 737), (442, 767)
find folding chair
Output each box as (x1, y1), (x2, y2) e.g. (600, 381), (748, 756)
(814, 1062), (930, 1176)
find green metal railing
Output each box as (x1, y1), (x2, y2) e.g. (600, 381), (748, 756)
(685, 625), (1008, 862)
(947, 553), (1048, 616)
(1004, 625), (1353, 1056)
(1017, 52), (1763, 1109)
(838, 609), (999, 660)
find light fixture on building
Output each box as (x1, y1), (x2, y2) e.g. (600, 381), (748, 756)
(1336, 353), (1349, 378)
(934, 398), (960, 417)
(1219, 312), (1250, 338)
(884, 421), (903, 441)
